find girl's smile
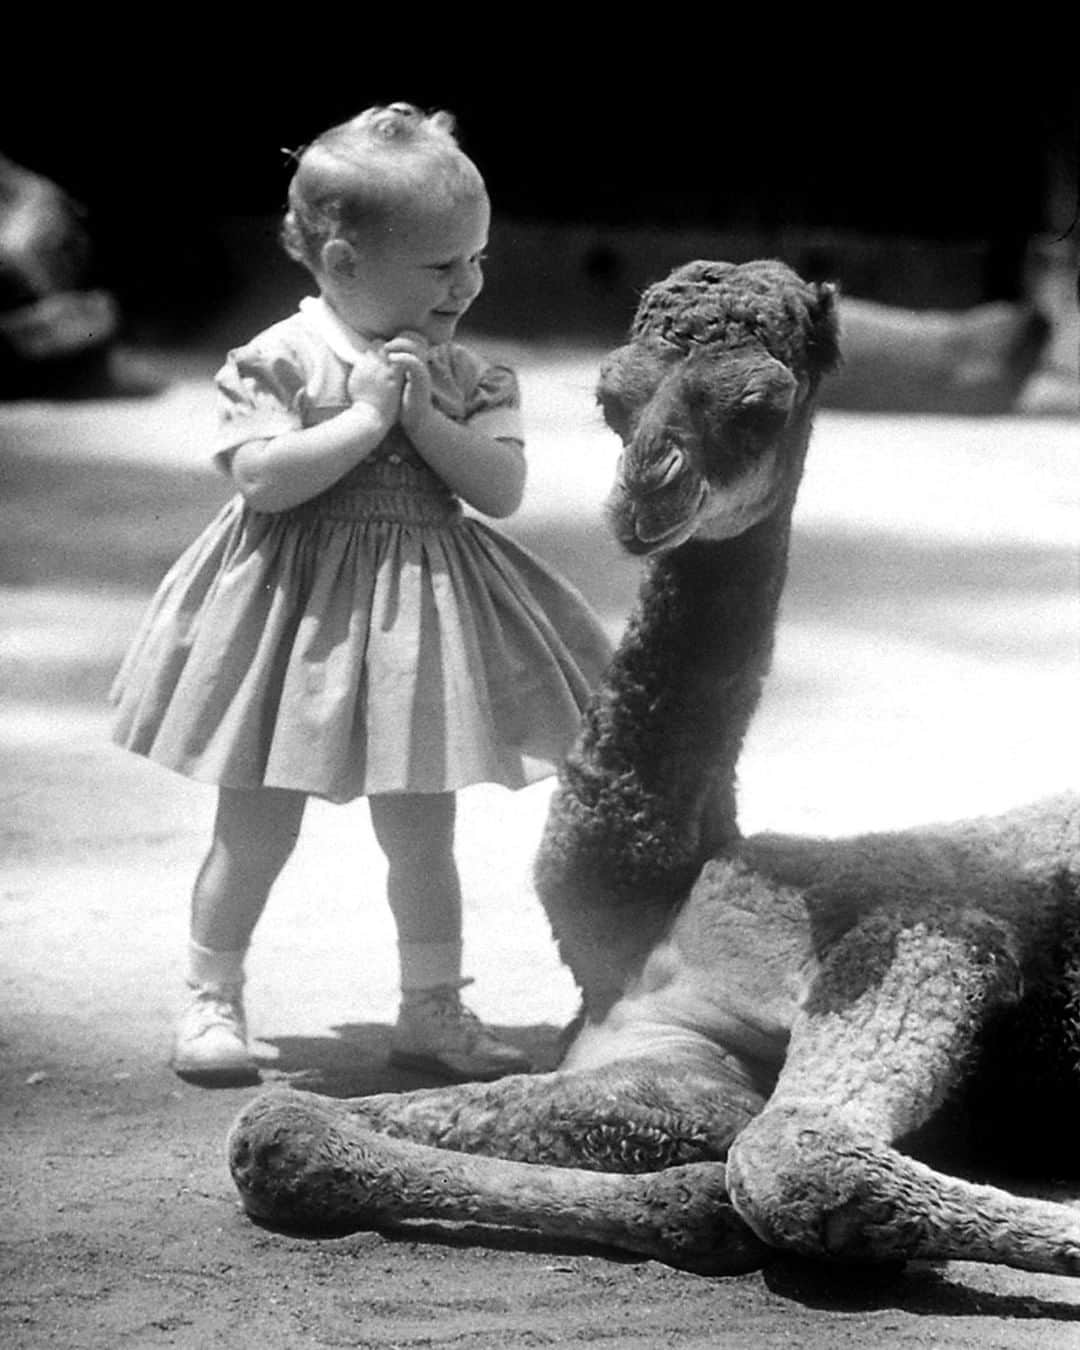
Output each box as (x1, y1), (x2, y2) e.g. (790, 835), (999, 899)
(328, 195), (491, 344)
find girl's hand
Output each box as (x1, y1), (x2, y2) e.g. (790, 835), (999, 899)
(346, 348), (404, 428)
(384, 332), (433, 437)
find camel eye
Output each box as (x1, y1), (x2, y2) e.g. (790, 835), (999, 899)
(731, 367), (797, 437)
(597, 386), (633, 440)
(598, 341), (669, 442)
(732, 394), (789, 437)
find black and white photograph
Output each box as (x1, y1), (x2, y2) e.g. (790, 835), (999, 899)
(2, 41), (1078, 1349)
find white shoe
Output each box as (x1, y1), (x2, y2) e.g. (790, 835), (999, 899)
(390, 982), (532, 1082)
(171, 983), (258, 1084)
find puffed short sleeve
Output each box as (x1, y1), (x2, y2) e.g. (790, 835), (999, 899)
(465, 360), (524, 442)
(212, 340), (308, 470)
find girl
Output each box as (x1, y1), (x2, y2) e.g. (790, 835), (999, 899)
(111, 103), (613, 1085)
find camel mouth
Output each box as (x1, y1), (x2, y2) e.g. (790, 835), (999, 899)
(696, 491), (779, 542)
(613, 448), (784, 555)
(693, 450), (784, 543)
(612, 480), (711, 555)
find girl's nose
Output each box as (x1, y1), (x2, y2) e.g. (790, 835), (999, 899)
(450, 259), (482, 300)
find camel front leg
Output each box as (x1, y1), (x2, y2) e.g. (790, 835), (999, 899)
(332, 1055), (764, 1169)
(725, 910), (1080, 1276)
(227, 1087), (767, 1274)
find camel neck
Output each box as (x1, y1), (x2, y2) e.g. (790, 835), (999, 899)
(537, 488), (799, 1011)
(549, 472), (799, 866)
(599, 497), (794, 839)
(537, 419), (810, 1012)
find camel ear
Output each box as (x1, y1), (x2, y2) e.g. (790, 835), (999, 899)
(807, 281), (841, 375)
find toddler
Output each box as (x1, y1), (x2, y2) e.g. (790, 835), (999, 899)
(111, 103), (612, 1084)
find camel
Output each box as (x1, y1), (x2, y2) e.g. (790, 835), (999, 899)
(228, 260), (1080, 1279)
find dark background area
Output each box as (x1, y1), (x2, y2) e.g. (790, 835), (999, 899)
(3, 51), (1076, 342)
(7, 76), (1063, 233)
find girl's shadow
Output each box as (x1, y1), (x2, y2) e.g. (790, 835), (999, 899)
(256, 1020), (564, 1096)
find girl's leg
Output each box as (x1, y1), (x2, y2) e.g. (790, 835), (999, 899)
(174, 786), (306, 1083)
(369, 792), (531, 1082)
(369, 790), (463, 977)
(191, 786), (307, 951)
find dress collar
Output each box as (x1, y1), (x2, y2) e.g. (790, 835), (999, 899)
(298, 295), (380, 365)
(298, 295), (448, 365)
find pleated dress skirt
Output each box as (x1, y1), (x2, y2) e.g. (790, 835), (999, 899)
(110, 456), (613, 801)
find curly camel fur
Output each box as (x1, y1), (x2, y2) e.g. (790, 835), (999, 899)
(228, 260), (1080, 1278)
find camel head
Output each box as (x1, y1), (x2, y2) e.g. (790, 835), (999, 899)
(598, 260), (839, 555)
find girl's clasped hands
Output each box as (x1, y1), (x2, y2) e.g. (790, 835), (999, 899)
(346, 330), (433, 440)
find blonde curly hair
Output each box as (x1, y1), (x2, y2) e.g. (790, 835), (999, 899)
(280, 103), (487, 273)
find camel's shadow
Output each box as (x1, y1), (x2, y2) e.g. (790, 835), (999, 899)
(765, 1255), (1080, 1321)
(255, 1020), (564, 1096)
(245, 1193), (1080, 1322)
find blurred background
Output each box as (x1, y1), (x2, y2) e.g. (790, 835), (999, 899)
(1, 55), (1076, 388)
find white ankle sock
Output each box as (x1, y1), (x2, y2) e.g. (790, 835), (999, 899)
(398, 940), (463, 994)
(187, 940), (247, 990)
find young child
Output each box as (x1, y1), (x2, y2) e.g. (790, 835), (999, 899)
(111, 103), (613, 1085)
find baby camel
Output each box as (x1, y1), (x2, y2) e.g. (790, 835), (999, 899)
(228, 261), (1080, 1278)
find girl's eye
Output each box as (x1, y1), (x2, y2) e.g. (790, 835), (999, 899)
(430, 254), (486, 274)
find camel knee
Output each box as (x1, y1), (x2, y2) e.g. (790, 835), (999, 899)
(726, 1105), (924, 1264)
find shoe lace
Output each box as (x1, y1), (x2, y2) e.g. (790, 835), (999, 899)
(406, 984), (486, 1040)
(187, 985), (244, 1034)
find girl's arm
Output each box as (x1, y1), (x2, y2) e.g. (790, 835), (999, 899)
(408, 415), (526, 519)
(229, 403), (389, 513)
(228, 350), (402, 513)
(387, 339), (527, 519)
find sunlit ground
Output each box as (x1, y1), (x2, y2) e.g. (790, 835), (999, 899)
(1, 345), (1077, 1049)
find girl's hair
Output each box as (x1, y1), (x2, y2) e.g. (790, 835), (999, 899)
(281, 103), (486, 272)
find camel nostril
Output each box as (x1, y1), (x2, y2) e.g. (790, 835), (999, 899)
(655, 447), (687, 489)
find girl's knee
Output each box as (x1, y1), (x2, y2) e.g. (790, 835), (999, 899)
(370, 792), (457, 859)
(215, 787), (306, 865)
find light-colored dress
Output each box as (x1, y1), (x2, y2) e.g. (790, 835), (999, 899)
(110, 297), (613, 801)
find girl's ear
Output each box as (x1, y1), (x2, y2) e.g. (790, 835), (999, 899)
(322, 238), (358, 280)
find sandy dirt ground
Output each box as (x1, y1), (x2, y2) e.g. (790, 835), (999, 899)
(1, 342), (1079, 1348)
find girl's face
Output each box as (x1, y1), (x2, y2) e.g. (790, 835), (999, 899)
(329, 194), (490, 344)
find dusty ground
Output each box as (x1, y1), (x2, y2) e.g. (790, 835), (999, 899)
(1, 341), (1079, 1348)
